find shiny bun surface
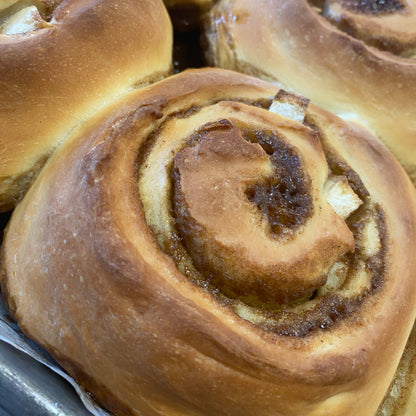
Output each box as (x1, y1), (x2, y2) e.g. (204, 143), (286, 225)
(204, 0), (416, 184)
(0, 0), (172, 212)
(2, 68), (416, 415)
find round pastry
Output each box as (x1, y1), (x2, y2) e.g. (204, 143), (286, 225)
(204, 0), (416, 184)
(2, 68), (416, 415)
(0, 0), (172, 212)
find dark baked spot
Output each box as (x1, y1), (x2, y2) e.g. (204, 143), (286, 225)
(243, 129), (313, 236)
(172, 121), (313, 240)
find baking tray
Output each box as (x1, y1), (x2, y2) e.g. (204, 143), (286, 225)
(0, 340), (92, 416)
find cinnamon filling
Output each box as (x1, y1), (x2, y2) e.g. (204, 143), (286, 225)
(170, 119), (355, 304)
(308, 0), (416, 57)
(243, 129), (312, 236)
(137, 102), (387, 336)
(230, 205), (386, 336)
(339, 0), (405, 14)
(309, 0), (404, 15)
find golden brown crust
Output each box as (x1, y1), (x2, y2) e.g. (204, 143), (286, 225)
(204, 0), (416, 183)
(1, 68), (416, 415)
(0, 0), (172, 212)
(320, 0), (416, 57)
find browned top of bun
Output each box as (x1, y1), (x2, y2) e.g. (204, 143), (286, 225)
(204, 0), (416, 183)
(0, 0), (172, 212)
(321, 0), (416, 56)
(2, 68), (416, 415)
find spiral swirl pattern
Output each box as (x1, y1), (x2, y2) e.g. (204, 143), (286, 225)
(1, 69), (416, 416)
(204, 0), (416, 184)
(137, 91), (386, 336)
(311, 0), (416, 57)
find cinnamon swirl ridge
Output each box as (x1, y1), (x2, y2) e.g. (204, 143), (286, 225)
(204, 0), (416, 184)
(1, 68), (416, 415)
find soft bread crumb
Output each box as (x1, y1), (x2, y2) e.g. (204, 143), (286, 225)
(1, 6), (49, 35)
(359, 216), (381, 257)
(318, 261), (348, 295)
(269, 90), (310, 123)
(324, 175), (363, 219)
(269, 100), (306, 123)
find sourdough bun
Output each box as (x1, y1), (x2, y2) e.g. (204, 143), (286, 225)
(0, 0), (172, 212)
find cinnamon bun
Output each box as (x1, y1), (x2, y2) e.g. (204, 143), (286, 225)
(2, 68), (416, 415)
(0, 0), (172, 212)
(204, 0), (416, 184)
